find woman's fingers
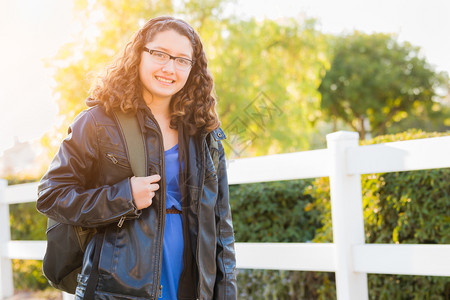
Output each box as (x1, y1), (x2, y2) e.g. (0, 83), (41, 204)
(149, 183), (159, 191)
(130, 175), (161, 209)
(148, 174), (161, 183)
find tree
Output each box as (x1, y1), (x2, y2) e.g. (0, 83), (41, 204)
(206, 17), (329, 157)
(318, 31), (449, 139)
(43, 0), (330, 161)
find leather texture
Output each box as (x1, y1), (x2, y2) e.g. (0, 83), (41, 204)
(37, 99), (237, 300)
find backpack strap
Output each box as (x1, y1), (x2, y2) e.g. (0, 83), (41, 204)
(113, 110), (146, 177)
(83, 230), (104, 299)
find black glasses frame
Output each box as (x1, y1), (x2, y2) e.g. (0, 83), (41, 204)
(143, 47), (194, 68)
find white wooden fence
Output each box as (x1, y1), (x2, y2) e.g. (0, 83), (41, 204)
(0, 131), (449, 299)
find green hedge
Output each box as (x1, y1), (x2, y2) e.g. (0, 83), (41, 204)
(232, 129), (449, 299)
(7, 176), (50, 291)
(229, 179), (336, 299)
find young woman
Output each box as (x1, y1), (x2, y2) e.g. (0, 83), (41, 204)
(37, 16), (237, 299)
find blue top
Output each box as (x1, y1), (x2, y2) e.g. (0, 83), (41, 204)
(160, 144), (184, 299)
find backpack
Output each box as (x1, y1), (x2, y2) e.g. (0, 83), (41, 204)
(42, 111), (220, 295)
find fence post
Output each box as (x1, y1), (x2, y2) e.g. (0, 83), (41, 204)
(0, 179), (14, 299)
(327, 132), (368, 300)
(62, 292), (75, 300)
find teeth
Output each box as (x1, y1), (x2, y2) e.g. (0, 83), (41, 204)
(156, 76), (174, 83)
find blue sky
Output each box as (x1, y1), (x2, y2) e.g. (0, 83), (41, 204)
(0, 0), (449, 155)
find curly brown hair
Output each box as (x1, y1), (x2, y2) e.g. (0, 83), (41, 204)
(90, 16), (220, 135)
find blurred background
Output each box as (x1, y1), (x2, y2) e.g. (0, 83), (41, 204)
(0, 0), (448, 299)
(0, 0), (449, 177)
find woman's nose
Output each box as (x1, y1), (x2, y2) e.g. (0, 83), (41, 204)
(162, 59), (175, 73)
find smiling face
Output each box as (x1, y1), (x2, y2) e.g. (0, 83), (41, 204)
(139, 29), (193, 105)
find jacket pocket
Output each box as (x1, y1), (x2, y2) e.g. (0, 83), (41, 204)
(105, 152), (131, 170)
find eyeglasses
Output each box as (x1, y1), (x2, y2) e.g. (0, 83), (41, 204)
(143, 47), (194, 71)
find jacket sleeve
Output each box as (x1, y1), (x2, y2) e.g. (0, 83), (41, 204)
(214, 140), (238, 299)
(36, 109), (139, 227)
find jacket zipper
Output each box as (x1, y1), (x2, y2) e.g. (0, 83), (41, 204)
(146, 113), (167, 298)
(117, 216), (126, 228)
(196, 133), (208, 297)
(106, 153), (119, 164)
(106, 153), (131, 170)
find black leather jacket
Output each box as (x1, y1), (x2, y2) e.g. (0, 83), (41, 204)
(37, 99), (237, 299)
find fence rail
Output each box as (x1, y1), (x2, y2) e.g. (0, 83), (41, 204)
(1, 131), (449, 299)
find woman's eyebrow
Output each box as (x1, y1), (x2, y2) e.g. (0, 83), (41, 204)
(153, 46), (192, 59)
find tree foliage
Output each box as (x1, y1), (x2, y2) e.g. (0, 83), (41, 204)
(209, 17), (329, 157)
(318, 32), (449, 139)
(42, 0), (329, 160)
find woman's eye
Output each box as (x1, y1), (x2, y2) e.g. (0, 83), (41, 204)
(177, 58), (190, 66)
(152, 52), (166, 59)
